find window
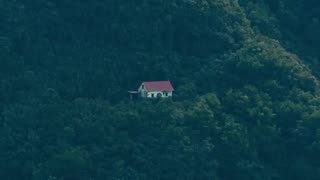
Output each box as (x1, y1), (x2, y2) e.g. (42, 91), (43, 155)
(141, 85), (144, 89)
(151, 93), (154, 98)
(164, 92), (168, 96)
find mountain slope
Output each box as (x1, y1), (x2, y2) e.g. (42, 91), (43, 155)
(0, 0), (320, 179)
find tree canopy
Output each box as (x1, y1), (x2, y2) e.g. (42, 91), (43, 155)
(0, 0), (320, 179)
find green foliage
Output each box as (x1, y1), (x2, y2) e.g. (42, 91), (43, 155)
(0, 0), (320, 179)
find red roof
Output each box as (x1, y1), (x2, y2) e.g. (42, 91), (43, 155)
(143, 81), (174, 91)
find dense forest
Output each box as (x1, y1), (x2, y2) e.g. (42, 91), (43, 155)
(0, 0), (320, 179)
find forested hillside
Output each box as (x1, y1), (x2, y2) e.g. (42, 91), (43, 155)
(0, 0), (320, 179)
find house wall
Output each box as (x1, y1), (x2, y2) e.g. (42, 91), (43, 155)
(138, 83), (147, 97)
(146, 91), (173, 98)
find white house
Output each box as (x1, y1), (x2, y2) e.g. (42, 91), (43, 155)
(129, 81), (174, 99)
(138, 81), (174, 98)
